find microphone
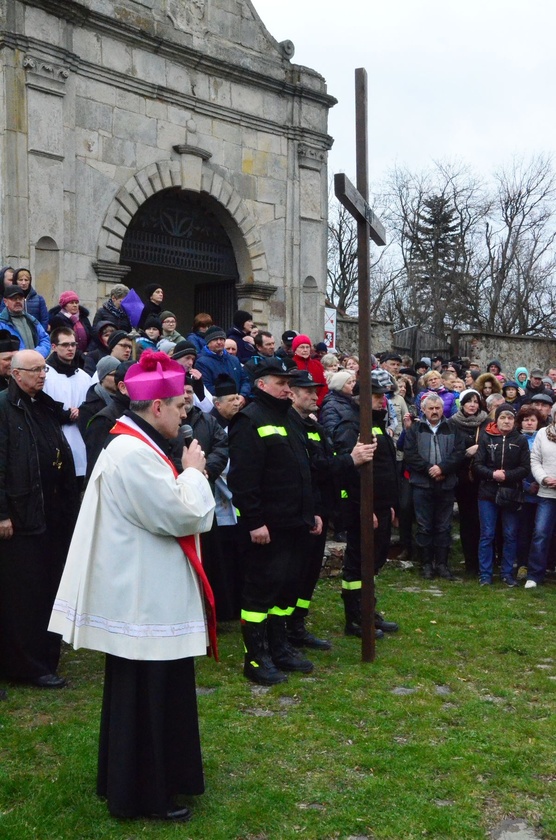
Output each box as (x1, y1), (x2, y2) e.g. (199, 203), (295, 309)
(181, 424), (193, 448)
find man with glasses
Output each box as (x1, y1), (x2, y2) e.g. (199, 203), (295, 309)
(43, 327), (92, 487)
(0, 284), (50, 357)
(0, 349), (78, 688)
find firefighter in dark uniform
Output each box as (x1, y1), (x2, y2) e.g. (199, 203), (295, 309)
(287, 369), (376, 650)
(228, 359), (322, 685)
(332, 379), (400, 637)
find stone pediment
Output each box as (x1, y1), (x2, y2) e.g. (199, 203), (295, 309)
(34, 0), (311, 82)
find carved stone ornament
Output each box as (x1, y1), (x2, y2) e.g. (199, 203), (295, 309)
(166, 0), (206, 32)
(298, 143), (326, 171)
(23, 54), (70, 93)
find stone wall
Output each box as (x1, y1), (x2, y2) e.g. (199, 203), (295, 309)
(0, 0), (335, 340)
(336, 314), (394, 356)
(456, 331), (556, 375)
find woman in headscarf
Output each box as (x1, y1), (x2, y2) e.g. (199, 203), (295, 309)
(447, 389), (487, 575)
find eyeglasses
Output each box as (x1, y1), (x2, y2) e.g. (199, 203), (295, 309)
(14, 365), (49, 374)
(57, 342), (77, 348)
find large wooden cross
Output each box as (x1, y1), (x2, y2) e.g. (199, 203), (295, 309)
(334, 68), (386, 663)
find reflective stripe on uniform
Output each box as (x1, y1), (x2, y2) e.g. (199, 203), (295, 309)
(268, 605), (295, 617)
(372, 426), (384, 436)
(307, 431), (321, 441)
(341, 490), (348, 499)
(241, 610), (267, 623)
(342, 580), (362, 591)
(257, 425), (287, 438)
(296, 598), (311, 610)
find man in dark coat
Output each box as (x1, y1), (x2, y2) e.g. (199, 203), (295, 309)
(83, 361), (133, 480)
(0, 349), (78, 687)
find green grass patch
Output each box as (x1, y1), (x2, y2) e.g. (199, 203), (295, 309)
(2, 549), (556, 839)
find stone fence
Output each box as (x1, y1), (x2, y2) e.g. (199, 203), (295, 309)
(335, 314), (393, 356)
(455, 331), (556, 375)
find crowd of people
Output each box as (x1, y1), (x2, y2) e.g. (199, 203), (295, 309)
(2, 270), (556, 821)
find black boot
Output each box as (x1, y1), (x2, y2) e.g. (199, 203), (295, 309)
(287, 612), (332, 650)
(342, 590), (384, 639)
(421, 546), (435, 580)
(242, 621), (288, 685)
(435, 546), (456, 581)
(267, 616), (314, 673)
(375, 612), (399, 633)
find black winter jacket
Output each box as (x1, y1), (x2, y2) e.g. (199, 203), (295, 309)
(473, 424), (530, 501)
(319, 390), (358, 438)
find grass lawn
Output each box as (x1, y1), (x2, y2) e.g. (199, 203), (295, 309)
(1, 548), (556, 840)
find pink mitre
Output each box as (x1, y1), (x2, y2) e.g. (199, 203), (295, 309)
(125, 351), (185, 400)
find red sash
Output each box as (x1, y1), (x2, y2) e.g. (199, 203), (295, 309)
(110, 420), (218, 660)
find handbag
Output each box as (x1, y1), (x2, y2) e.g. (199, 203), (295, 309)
(495, 485), (523, 512)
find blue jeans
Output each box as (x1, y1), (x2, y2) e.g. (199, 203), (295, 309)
(527, 497), (556, 583)
(478, 500), (519, 580)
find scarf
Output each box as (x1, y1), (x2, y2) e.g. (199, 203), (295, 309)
(110, 420), (218, 660)
(546, 423), (556, 443)
(94, 382), (113, 405)
(450, 409), (487, 430)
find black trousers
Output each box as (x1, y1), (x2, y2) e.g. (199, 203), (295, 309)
(201, 522), (242, 622)
(97, 655), (204, 819)
(294, 518), (328, 613)
(240, 524), (308, 616)
(343, 502), (391, 582)
(0, 530), (67, 681)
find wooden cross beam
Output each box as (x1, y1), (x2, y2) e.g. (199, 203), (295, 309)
(333, 68), (386, 663)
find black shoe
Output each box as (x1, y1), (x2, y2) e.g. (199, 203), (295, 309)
(243, 655), (288, 685)
(422, 564), (435, 580)
(345, 622), (384, 639)
(33, 674), (67, 689)
(375, 613), (399, 633)
(436, 565), (456, 581)
(151, 805), (192, 822)
(287, 616), (332, 650)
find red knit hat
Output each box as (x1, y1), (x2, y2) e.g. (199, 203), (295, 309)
(292, 334), (312, 353)
(59, 290), (79, 307)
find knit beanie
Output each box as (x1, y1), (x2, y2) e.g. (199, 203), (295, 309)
(144, 283), (161, 299)
(292, 334), (312, 353)
(233, 310), (252, 329)
(59, 290), (79, 307)
(459, 389), (481, 406)
(204, 325), (226, 343)
(159, 310), (176, 323)
(96, 356), (120, 382)
(107, 330), (128, 350)
(495, 403), (517, 420)
(144, 315), (162, 331)
(328, 370), (355, 392)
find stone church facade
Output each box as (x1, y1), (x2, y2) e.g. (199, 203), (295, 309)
(0, 0), (335, 338)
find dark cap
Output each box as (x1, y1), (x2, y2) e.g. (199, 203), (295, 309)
(530, 368), (544, 378)
(3, 284), (25, 299)
(172, 340), (197, 361)
(0, 329), (20, 352)
(495, 403), (517, 419)
(281, 329), (298, 344)
(214, 374), (238, 397)
(115, 360), (134, 385)
(256, 358), (292, 377)
(289, 369), (325, 388)
(530, 393), (553, 405)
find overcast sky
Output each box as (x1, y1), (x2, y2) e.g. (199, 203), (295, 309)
(253, 0), (556, 191)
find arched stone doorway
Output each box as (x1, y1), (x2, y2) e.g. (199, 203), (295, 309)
(120, 188), (240, 334)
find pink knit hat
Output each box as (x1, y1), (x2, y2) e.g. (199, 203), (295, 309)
(292, 334), (312, 352)
(59, 290), (79, 307)
(124, 351), (185, 400)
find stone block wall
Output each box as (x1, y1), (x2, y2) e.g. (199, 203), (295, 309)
(457, 331), (556, 375)
(336, 315), (394, 357)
